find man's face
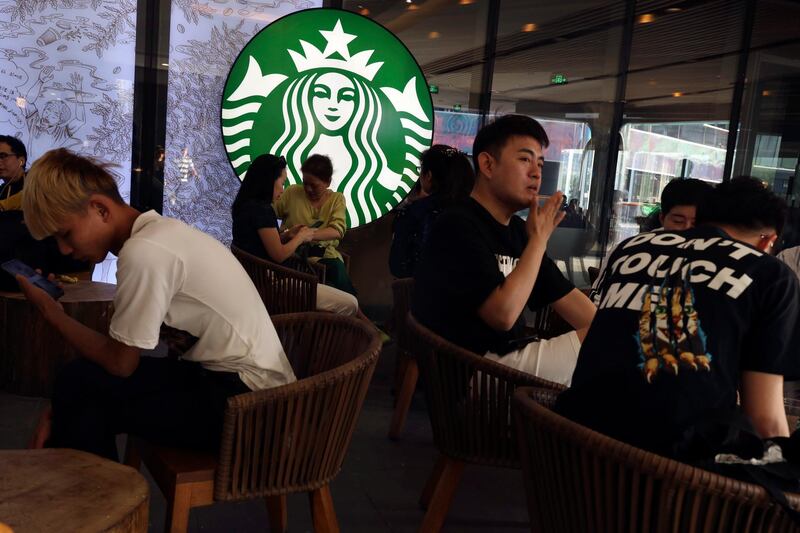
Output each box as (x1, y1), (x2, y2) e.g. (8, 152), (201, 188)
(483, 135), (544, 211)
(0, 142), (25, 181)
(53, 206), (114, 264)
(661, 205), (696, 231)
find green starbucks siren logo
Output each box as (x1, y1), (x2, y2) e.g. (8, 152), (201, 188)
(221, 9), (434, 228)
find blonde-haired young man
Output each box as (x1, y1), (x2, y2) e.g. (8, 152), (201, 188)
(19, 148), (295, 460)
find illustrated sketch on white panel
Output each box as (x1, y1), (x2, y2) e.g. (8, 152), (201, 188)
(0, 2), (135, 165)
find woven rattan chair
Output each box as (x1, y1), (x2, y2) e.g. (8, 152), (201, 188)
(126, 313), (381, 533)
(407, 313), (566, 532)
(388, 277), (416, 440)
(513, 387), (800, 533)
(231, 245), (317, 314)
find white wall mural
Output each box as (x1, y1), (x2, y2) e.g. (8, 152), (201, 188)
(0, 0), (136, 200)
(163, 0), (321, 244)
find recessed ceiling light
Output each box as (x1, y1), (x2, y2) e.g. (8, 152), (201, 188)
(459, 0), (474, 4)
(359, 7), (370, 15)
(522, 23), (537, 32)
(762, 89), (771, 96)
(407, 3), (419, 9)
(672, 91), (683, 97)
(428, 31), (440, 39)
(666, 7), (682, 13)
(637, 13), (656, 24)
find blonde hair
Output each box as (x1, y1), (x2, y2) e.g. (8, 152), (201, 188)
(23, 148), (124, 239)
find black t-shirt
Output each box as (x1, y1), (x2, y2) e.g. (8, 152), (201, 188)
(389, 194), (445, 278)
(556, 226), (800, 456)
(412, 197), (574, 355)
(231, 200), (279, 261)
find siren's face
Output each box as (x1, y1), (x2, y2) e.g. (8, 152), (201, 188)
(312, 72), (356, 132)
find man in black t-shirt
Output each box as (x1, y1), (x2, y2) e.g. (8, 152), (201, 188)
(557, 177), (800, 456)
(413, 115), (597, 385)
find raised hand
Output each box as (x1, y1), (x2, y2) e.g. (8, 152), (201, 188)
(526, 191), (565, 245)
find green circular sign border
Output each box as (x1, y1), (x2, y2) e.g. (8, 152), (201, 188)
(219, 7), (436, 228)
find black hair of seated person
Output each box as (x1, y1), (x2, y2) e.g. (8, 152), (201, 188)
(472, 114), (550, 173)
(231, 153), (287, 215)
(696, 176), (787, 236)
(660, 178), (714, 215)
(420, 144), (475, 206)
(0, 135), (27, 170)
(300, 154), (334, 184)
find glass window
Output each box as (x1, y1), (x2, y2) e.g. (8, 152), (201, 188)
(733, 0), (800, 247)
(490, 0), (625, 287)
(608, 0), (744, 249)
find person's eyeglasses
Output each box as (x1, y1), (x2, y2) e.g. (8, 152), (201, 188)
(0, 152), (17, 161)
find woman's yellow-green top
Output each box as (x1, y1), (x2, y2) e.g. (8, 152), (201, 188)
(273, 184), (346, 261)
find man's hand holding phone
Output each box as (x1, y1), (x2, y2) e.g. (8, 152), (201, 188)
(1, 259), (65, 321)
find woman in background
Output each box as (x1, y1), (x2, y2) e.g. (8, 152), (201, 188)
(274, 154), (356, 295)
(231, 153), (358, 315)
(389, 145), (475, 278)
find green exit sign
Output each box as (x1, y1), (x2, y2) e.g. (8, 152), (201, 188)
(429, 84), (439, 94)
(550, 73), (568, 85)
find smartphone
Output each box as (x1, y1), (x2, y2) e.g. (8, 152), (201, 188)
(310, 220), (324, 228)
(1, 259), (65, 300)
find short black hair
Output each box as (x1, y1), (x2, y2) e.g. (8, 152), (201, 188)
(231, 153), (286, 214)
(0, 135), (27, 169)
(696, 176), (787, 236)
(660, 178), (713, 215)
(472, 114), (549, 173)
(301, 154), (333, 184)
(420, 144), (475, 205)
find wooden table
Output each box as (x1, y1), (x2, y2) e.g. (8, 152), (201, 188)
(0, 449), (148, 533)
(0, 281), (115, 397)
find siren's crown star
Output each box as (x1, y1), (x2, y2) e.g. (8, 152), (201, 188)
(288, 19), (384, 81)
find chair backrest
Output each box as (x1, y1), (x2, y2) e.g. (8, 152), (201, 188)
(214, 312), (381, 501)
(407, 313), (565, 469)
(390, 278), (414, 355)
(231, 245), (317, 314)
(513, 387), (800, 533)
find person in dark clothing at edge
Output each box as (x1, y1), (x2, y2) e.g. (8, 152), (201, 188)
(412, 115), (596, 385)
(389, 144), (474, 278)
(557, 177), (800, 457)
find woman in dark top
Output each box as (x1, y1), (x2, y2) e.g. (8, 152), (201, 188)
(231, 154), (315, 263)
(231, 153), (358, 315)
(389, 145), (475, 278)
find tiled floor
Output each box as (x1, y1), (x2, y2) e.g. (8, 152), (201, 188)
(0, 344), (530, 532)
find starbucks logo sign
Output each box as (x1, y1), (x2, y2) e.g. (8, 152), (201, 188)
(221, 9), (434, 228)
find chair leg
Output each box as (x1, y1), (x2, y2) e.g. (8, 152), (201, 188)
(418, 457), (464, 533)
(309, 485), (339, 533)
(266, 494), (288, 533)
(418, 455), (447, 509)
(123, 435), (141, 470)
(388, 358), (418, 440)
(166, 482), (193, 533)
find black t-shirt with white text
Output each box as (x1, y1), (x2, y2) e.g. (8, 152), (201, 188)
(556, 226), (800, 456)
(412, 197), (574, 355)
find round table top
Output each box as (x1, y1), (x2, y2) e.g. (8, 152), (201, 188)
(0, 448), (148, 533)
(0, 280), (115, 303)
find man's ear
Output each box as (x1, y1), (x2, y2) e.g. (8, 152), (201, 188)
(477, 151), (494, 179)
(659, 212), (665, 226)
(88, 195), (113, 221)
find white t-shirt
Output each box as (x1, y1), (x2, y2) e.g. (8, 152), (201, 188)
(109, 211), (296, 390)
(778, 245), (800, 281)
